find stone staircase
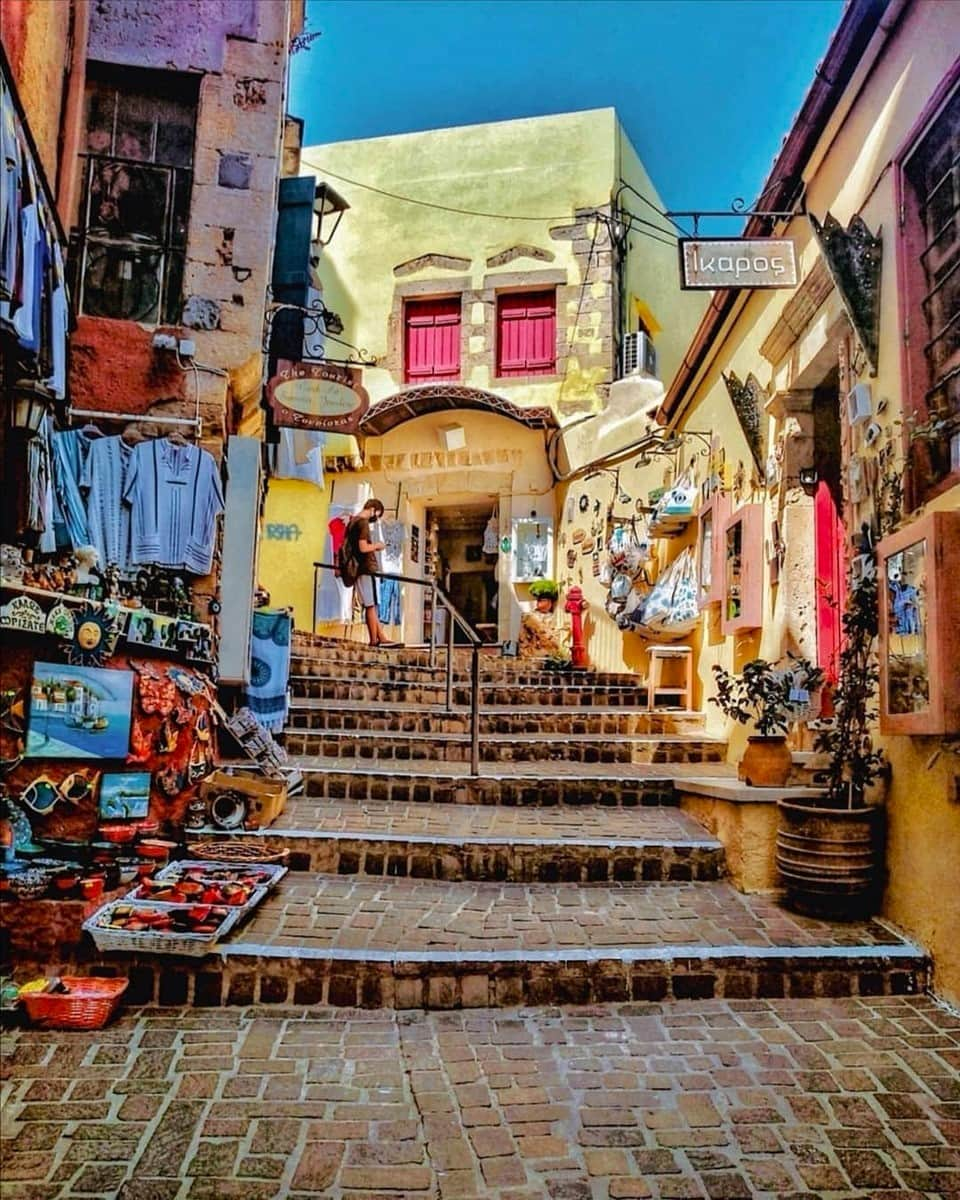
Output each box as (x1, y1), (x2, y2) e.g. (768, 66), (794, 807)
(25, 635), (927, 1008)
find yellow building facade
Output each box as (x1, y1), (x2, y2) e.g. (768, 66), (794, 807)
(659, 0), (960, 1002)
(261, 108), (707, 652)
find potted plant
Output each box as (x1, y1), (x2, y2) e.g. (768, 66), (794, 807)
(711, 656), (823, 787)
(528, 579), (560, 613)
(776, 558), (887, 917)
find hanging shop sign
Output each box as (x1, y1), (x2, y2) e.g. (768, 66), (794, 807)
(0, 595), (46, 633)
(678, 239), (798, 290)
(267, 360), (369, 433)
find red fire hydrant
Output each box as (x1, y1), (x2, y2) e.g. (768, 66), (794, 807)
(565, 585), (588, 670)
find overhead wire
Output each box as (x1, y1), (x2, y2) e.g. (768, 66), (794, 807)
(299, 157), (683, 250)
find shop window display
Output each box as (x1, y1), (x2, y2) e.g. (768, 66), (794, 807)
(878, 510), (960, 735)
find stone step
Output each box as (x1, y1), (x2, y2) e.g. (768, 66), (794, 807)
(290, 641), (646, 686)
(287, 700), (708, 737)
(291, 658), (648, 691)
(282, 728), (725, 766)
(279, 756), (715, 806)
(290, 675), (659, 708)
(52, 876), (927, 1009)
(189, 798), (727, 882)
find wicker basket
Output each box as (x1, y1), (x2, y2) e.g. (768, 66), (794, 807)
(186, 839), (289, 865)
(83, 900), (240, 957)
(156, 859), (287, 892)
(20, 977), (128, 1030)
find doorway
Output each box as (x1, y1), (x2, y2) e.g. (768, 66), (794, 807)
(425, 501), (498, 643)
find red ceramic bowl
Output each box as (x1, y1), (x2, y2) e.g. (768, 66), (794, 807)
(138, 839), (177, 859)
(100, 823), (138, 844)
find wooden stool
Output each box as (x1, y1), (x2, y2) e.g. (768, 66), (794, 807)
(647, 644), (693, 711)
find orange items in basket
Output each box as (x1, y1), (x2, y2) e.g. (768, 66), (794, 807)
(19, 977), (128, 1030)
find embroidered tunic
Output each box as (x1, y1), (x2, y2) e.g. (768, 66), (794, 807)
(81, 435), (134, 572)
(123, 440), (224, 575)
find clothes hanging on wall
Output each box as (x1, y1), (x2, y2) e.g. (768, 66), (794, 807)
(82, 435), (134, 571)
(376, 517), (405, 626)
(0, 70), (69, 397)
(242, 608), (293, 733)
(124, 438), (224, 575)
(50, 428), (94, 550)
(268, 427), (325, 489)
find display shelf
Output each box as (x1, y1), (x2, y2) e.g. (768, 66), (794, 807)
(721, 503), (763, 635)
(649, 510), (694, 539)
(878, 509), (960, 735)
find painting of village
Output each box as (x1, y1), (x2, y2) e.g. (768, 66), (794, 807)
(26, 663), (134, 760)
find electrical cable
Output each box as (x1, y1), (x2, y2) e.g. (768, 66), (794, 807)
(299, 158), (575, 222)
(300, 158), (686, 251)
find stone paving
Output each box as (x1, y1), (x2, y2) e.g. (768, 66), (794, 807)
(3, 997), (959, 1199)
(288, 757), (735, 782)
(266, 799), (720, 846)
(234, 878), (908, 956)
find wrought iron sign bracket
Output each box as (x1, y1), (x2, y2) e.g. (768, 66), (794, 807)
(808, 211), (882, 376)
(666, 194), (806, 236)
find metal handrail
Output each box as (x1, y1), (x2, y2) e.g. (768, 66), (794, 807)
(312, 562), (483, 775)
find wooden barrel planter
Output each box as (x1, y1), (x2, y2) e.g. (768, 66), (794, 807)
(776, 800), (884, 918)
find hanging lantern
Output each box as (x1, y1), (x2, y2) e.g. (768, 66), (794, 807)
(10, 379), (53, 436)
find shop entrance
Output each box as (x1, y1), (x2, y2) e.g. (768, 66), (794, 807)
(424, 501), (499, 644)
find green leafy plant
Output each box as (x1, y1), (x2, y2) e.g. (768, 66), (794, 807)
(528, 579), (559, 601)
(814, 558), (886, 807)
(711, 657), (823, 737)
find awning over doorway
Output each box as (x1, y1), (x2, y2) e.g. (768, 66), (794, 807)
(359, 384), (559, 437)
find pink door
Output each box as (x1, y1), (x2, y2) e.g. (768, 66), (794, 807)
(814, 480), (845, 700)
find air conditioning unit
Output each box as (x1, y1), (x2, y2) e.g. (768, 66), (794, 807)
(621, 331), (658, 379)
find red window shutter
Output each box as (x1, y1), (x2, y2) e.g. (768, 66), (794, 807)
(405, 298), (461, 382)
(496, 291), (556, 376)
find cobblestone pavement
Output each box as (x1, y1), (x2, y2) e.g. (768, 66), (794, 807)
(235, 878), (905, 955)
(268, 800), (720, 846)
(2, 997), (958, 1199)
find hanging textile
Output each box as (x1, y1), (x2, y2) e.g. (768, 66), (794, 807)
(268, 427), (325, 488)
(124, 439), (224, 575)
(242, 609), (293, 733)
(376, 517), (405, 626)
(82, 435), (134, 572)
(50, 428), (95, 550)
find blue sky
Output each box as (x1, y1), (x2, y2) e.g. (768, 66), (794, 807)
(291, 0), (844, 224)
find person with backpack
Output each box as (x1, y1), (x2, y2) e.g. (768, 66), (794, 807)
(340, 498), (401, 647)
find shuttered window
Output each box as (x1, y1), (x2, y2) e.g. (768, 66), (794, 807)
(496, 291), (556, 377)
(404, 297), (461, 382)
(898, 71), (960, 500)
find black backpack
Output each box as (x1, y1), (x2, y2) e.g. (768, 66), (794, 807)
(337, 523), (361, 587)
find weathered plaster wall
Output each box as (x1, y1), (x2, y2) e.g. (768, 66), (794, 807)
(86, 0), (258, 73)
(1, 0), (88, 216)
(666, 0), (960, 1002)
(301, 109), (622, 418)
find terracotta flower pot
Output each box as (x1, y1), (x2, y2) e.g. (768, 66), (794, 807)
(738, 735), (793, 787)
(535, 597), (556, 613)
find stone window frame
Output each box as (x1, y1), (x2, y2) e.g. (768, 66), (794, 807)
(72, 63), (200, 327)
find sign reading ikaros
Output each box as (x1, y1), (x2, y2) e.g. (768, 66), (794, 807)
(679, 238), (798, 290)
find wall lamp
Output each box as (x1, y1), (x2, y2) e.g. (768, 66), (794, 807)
(10, 379), (54, 436)
(312, 181), (350, 248)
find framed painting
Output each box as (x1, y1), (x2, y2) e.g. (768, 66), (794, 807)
(26, 663), (134, 760)
(98, 772), (152, 819)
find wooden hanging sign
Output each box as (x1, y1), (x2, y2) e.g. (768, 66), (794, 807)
(267, 360), (369, 433)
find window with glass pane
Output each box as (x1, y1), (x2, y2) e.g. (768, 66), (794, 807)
(73, 66), (197, 325)
(902, 79), (960, 494)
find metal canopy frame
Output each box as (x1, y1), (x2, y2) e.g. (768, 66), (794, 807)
(360, 384), (559, 438)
